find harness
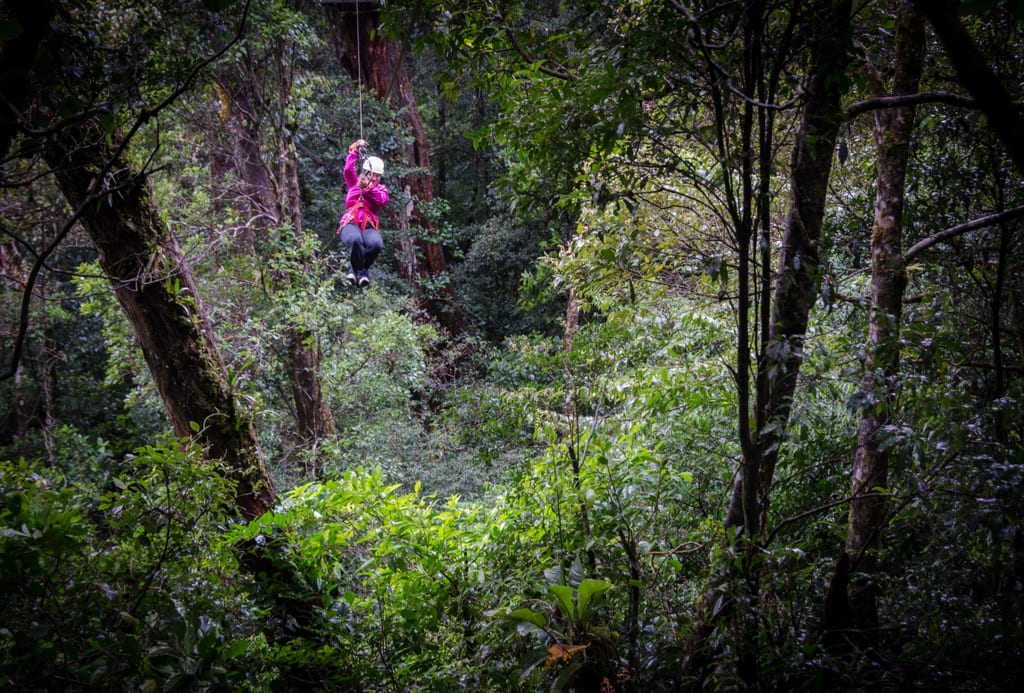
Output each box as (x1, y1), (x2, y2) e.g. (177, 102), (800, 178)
(340, 192), (379, 233)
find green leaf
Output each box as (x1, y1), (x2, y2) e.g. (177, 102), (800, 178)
(201, 0), (235, 10)
(552, 660), (583, 691)
(519, 646), (553, 680)
(548, 584), (575, 620)
(224, 639), (248, 659)
(544, 564), (563, 585)
(505, 607), (548, 628)
(576, 578), (610, 618)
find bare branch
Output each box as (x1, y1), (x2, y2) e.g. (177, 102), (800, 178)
(765, 492), (892, 547)
(845, 90), (977, 120)
(903, 204), (1024, 261)
(0, 0), (254, 382)
(0, 174), (143, 381)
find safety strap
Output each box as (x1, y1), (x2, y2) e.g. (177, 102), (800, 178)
(343, 196), (378, 232)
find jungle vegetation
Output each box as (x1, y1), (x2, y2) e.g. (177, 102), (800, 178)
(2, 0), (1023, 690)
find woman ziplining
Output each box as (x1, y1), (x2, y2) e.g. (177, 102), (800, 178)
(337, 139), (389, 287)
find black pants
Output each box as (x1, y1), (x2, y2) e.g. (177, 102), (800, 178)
(340, 222), (383, 275)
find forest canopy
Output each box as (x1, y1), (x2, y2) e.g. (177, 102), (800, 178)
(2, 0), (1023, 690)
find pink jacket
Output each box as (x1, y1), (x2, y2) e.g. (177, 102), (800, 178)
(338, 149), (389, 231)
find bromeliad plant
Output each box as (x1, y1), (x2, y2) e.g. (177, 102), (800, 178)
(490, 565), (626, 692)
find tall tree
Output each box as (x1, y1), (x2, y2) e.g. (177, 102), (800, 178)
(0, 0), (276, 518)
(211, 4), (337, 453)
(724, 0), (853, 537)
(824, 0), (1024, 647)
(841, 0), (926, 635)
(328, 0), (465, 337)
(411, 0), (851, 685)
(45, 127), (275, 518)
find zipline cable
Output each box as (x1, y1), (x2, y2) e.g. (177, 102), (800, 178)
(355, 0), (364, 142)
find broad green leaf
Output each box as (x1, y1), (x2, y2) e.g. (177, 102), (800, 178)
(548, 584), (575, 620)
(576, 578), (610, 617)
(505, 607), (548, 628)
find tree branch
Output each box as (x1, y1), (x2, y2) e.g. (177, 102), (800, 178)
(0, 0), (254, 383)
(845, 90), (976, 120)
(903, 204), (1024, 261)
(765, 492), (892, 547)
(0, 178), (139, 381)
(912, 0), (1024, 173)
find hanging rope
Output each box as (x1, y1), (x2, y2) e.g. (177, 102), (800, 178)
(355, 0), (364, 141)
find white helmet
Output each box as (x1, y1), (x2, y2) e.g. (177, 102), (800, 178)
(362, 156), (384, 176)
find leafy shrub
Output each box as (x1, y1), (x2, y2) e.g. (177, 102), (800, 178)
(1, 439), (261, 691)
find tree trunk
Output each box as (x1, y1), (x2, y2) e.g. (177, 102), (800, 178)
(725, 0), (852, 532)
(841, 1), (925, 635)
(46, 128), (275, 519)
(912, 0), (1024, 174)
(215, 55), (337, 453)
(683, 3), (851, 687)
(332, 2), (465, 337)
(212, 82), (275, 252)
(281, 126), (337, 451)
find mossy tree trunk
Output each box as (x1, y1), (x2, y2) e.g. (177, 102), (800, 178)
(912, 0), (1024, 174)
(840, 1), (926, 637)
(47, 128), (275, 519)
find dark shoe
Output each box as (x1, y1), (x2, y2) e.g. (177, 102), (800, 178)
(358, 272), (370, 287)
(346, 271), (357, 285)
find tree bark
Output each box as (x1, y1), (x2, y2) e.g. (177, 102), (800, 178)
(839, 1), (925, 636)
(212, 82), (275, 252)
(46, 129), (275, 519)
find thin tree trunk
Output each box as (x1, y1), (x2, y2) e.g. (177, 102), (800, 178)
(683, 3), (851, 687)
(216, 56), (337, 453)
(2, 239), (33, 439)
(278, 111), (337, 450)
(213, 83), (275, 252)
(990, 224), (1012, 444)
(840, 1), (925, 636)
(725, 0), (852, 532)
(39, 279), (59, 464)
(46, 128), (275, 519)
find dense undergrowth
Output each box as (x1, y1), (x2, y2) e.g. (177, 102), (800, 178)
(4, 298), (1023, 691)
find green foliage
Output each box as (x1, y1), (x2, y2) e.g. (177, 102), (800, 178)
(3, 1), (1023, 691)
(204, 296), (743, 689)
(0, 438), (259, 691)
(490, 568), (622, 692)
(225, 469), (524, 690)
(74, 263), (153, 393)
